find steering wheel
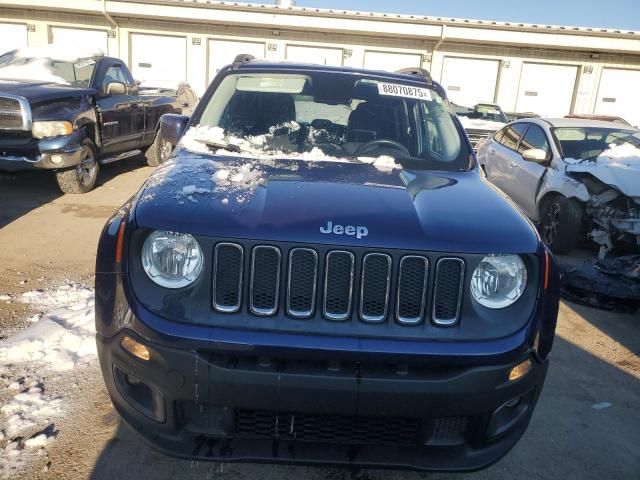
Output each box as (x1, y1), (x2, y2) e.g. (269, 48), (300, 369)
(354, 139), (411, 158)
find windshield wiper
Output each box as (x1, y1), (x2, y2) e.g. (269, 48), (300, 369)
(204, 141), (242, 153)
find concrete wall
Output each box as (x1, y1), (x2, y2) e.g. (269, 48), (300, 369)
(1, 0), (639, 119)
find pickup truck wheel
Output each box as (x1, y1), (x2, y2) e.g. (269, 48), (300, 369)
(146, 131), (172, 167)
(55, 140), (99, 194)
(539, 195), (583, 254)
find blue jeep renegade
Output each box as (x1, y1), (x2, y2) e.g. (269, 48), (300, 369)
(95, 55), (560, 472)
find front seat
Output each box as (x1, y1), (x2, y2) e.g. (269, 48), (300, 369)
(346, 100), (402, 144)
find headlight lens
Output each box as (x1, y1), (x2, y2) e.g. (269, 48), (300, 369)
(141, 231), (203, 289)
(471, 254), (527, 309)
(32, 121), (74, 139)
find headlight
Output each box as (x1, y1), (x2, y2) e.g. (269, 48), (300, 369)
(32, 121), (73, 139)
(141, 231), (203, 289)
(471, 254), (527, 309)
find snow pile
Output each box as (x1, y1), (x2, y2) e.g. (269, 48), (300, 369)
(597, 143), (640, 164)
(0, 285), (95, 477)
(0, 45), (102, 85)
(0, 285), (96, 371)
(356, 155), (401, 172)
(213, 163), (266, 204)
(458, 116), (505, 131)
(179, 124), (353, 163)
(1, 382), (62, 438)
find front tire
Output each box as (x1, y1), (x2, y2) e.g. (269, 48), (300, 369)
(539, 195), (583, 254)
(145, 130), (173, 167)
(55, 139), (99, 194)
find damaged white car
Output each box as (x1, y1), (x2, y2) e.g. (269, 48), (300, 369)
(478, 118), (640, 255)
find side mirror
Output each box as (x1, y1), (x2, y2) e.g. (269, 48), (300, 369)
(160, 114), (190, 146)
(522, 148), (550, 163)
(105, 81), (126, 96)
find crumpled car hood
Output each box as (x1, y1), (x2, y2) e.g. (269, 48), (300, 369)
(566, 148), (640, 199)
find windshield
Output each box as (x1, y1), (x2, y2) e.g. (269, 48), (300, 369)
(553, 127), (640, 162)
(468, 104), (507, 123)
(0, 50), (97, 87)
(185, 71), (470, 171)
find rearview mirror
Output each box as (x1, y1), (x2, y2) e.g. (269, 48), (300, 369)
(160, 114), (190, 146)
(105, 81), (126, 96)
(522, 148), (550, 163)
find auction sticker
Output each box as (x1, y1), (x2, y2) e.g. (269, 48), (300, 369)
(378, 82), (432, 101)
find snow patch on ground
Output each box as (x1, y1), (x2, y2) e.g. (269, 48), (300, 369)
(0, 284), (95, 478)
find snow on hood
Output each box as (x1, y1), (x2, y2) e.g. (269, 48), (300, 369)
(458, 116), (506, 131)
(566, 143), (640, 198)
(0, 44), (103, 85)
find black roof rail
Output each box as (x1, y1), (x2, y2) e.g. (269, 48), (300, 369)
(395, 67), (433, 85)
(232, 53), (255, 70)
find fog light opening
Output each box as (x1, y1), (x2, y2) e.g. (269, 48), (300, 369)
(508, 359), (532, 381)
(121, 336), (151, 361)
(51, 154), (63, 165)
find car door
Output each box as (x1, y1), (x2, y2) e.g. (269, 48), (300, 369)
(510, 124), (552, 218)
(484, 123), (528, 198)
(96, 64), (145, 155)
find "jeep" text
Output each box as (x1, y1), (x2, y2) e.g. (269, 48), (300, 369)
(320, 221), (368, 239)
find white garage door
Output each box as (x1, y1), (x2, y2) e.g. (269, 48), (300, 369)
(286, 45), (343, 67)
(516, 63), (577, 117)
(0, 23), (27, 55)
(131, 33), (187, 84)
(51, 27), (108, 55)
(595, 68), (640, 127)
(363, 51), (421, 73)
(440, 57), (499, 108)
(209, 39), (266, 82)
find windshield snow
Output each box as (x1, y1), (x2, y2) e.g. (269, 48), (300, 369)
(554, 127), (640, 163)
(184, 72), (469, 170)
(0, 46), (100, 86)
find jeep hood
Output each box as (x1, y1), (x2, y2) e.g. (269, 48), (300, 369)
(565, 144), (640, 199)
(133, 153), (539, 254)
(0, 78), (96, 103)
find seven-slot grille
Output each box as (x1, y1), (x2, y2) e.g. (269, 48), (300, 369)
(0, 96), (27, 130)
(212, 244), (465, 325)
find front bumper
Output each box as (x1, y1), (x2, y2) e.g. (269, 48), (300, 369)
(97, 328), (548, 472)
(0, 130), (85, 171)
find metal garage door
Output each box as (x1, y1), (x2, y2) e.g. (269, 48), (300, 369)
(516, 63), (578, 117)
(51, 27), (108, 55)
(208, 39), (266, 82)
(363, 51), (421, 73)
(0, 23), (27, 55)
(595, 68), (640, 127)
(131, 33), (187, 84)
(440, 57), (499, 108)
(286, 45), (343, 67)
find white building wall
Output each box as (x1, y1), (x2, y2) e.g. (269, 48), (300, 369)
(0, 0), (639, 119)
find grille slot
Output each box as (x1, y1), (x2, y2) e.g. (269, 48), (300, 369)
(397, 256), (429, 325)
(323, 251), (355, 321)
(359, 253), (392, 323)
(432, 258), (465, 325)
(250, 246), (281, 316)
(287, 248), (318, 318)
(235, 409), (420, 446)
(0, 95), (28, 130)
(213, 243), (244, 313)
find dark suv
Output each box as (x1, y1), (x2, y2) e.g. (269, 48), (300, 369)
(95, 55), (560, 472)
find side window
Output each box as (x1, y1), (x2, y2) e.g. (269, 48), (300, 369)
(518, 124), (550, 157)
(494, 127), (506, 143)
(501, 123), (528, 150)
(102, 65), (128, 91)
